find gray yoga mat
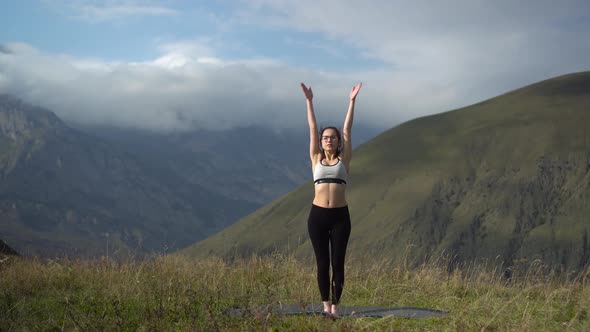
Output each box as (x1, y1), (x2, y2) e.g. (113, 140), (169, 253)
(225, 303), (448, 319)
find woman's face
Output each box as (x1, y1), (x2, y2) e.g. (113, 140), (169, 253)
(321, 128), (339, 152)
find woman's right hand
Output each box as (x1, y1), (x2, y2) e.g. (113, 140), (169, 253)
(301, 83), (313, 101)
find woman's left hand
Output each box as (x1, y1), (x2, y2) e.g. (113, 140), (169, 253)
(350, 82), (362, 101)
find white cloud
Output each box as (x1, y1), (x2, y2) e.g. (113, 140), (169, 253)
(0, 42), (383, 132)
(237, 0), (590, 107)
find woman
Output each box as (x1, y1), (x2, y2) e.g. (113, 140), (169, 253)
(300, 81), (362, 315)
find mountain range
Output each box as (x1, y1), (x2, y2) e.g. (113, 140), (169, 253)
(0, 94), (380, 257)
(182, 72), (590, 271)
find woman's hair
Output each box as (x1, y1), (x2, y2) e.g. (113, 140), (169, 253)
(319, 126), (342, 159)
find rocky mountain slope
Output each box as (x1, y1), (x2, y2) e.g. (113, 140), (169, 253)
(0, 95), (255, 257)
(0, 238), (18, 256)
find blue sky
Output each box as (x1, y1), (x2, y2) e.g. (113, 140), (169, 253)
(1, 1), (377, 70)
(0, 0), (589, 131)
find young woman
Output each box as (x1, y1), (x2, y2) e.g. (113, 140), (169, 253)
(300, 82), (362, 315)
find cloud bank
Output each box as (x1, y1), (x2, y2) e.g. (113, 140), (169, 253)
(0, 42), (407, 131)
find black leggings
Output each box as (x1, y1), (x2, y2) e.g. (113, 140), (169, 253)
(307, 204), (351, 305)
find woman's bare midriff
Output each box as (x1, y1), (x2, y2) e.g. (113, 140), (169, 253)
(313, 182), (347, 208)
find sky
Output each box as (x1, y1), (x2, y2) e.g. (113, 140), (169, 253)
(0, 0), (589, 132)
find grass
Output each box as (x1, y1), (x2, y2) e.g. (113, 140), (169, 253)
(1, 252), (589, 331)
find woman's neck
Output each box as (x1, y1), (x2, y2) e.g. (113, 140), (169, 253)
(323, 151), (338, 161)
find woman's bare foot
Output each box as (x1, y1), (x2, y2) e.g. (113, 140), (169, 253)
(323, 301), (331, 313)
(331, 304), (338, 315)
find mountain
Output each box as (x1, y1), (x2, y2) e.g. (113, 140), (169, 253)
(79, 124), (381, 205)
(182, 72), (590, 270)
(0, 95), (256, 257)
(0, 95), (383, 258)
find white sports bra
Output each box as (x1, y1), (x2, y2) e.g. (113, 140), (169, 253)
(313, 158), (348, 184)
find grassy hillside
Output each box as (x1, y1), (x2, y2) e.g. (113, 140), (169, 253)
(182, 72), (590, 269)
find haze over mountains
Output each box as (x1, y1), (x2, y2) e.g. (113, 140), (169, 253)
(0, 94), (380, 257)
(183, 72), (590, 271)
(80, 123), (380, 205)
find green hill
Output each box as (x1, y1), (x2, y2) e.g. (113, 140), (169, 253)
(181, 71), (590, 270)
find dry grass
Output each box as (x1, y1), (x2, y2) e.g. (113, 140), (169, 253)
(1, 252), (589, 331)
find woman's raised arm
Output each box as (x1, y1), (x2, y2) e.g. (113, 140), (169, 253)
(301, 83), (321, 163)
(342, 82), (362, 165)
